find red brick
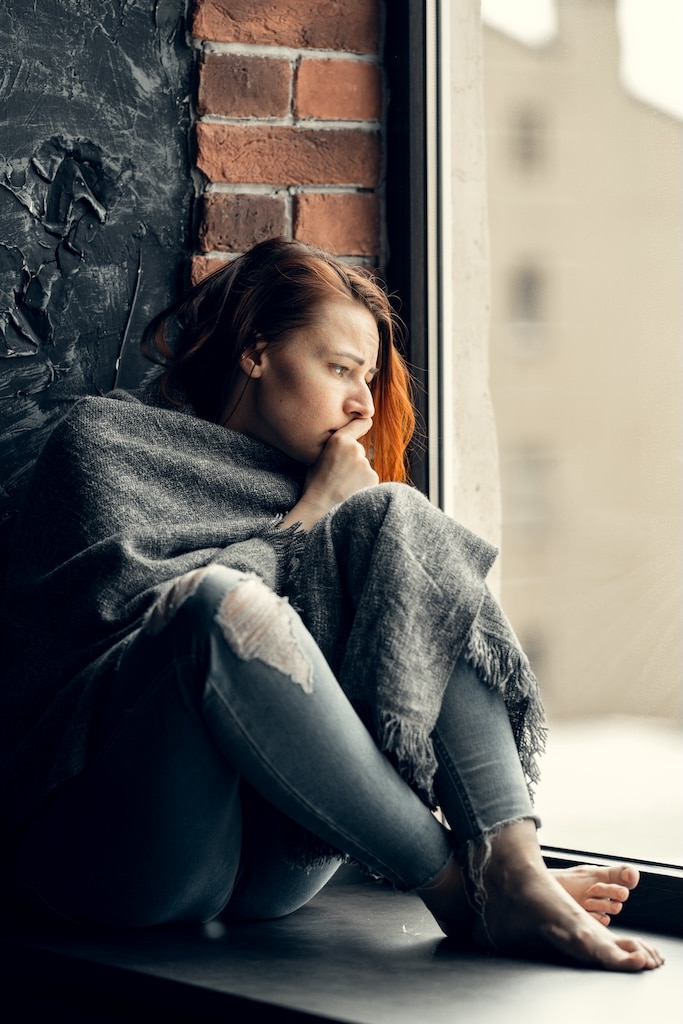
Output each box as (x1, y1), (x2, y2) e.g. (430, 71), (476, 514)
(294, 59), (381, 121)
(293, 192), (379, 255)
(198, 55), (291, 118)
(190, 255), (230, 285)
(196, 123), (380, 186)
(198, 193), (287, 251)
(191, 0), (380, 54)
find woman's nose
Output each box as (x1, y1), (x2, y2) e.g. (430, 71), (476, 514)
(345, 382), (375, 419)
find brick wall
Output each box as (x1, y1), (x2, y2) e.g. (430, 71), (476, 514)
(190, 0), (384, 282)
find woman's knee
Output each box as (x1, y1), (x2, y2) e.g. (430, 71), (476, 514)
(321, 482), (435, 567)
(346, 480), (416, 513)
(211, 575), (315, 693)
(144, 566), (316, 697)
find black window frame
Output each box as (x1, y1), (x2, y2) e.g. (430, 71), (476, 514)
(384, 0), (431, 496)
(383, 0), (682, 939)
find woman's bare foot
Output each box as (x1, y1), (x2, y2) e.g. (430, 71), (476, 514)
(427, 821), (663, 971)
(552, 863), (639, 926)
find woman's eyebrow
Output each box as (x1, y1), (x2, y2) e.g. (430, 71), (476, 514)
(330, 350), (379, 374)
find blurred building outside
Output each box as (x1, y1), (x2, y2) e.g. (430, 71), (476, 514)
(481, 0), (682, 862)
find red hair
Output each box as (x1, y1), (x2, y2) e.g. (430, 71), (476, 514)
(143, 239), (415, 483)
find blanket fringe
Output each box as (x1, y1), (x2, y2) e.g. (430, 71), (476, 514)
(465, 622), (547, 794)
(465, 619), (535, 697)
(376, 712), (439, 808)
(255, 519), (308, 595)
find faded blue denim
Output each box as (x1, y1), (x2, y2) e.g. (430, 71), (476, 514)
(16, 566), (535, 927)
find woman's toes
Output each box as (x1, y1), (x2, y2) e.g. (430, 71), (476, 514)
(618, 865), (640, 890)
(616, 938), (664, 971)
(585, 896), (621, 918)
(587, 887), (626, 910)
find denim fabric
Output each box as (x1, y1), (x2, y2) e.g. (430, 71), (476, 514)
(433, 657), (537, 858)
(15, 565), (534, 928)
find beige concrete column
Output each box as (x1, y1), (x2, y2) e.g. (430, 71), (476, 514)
(436, 0), (502, 595)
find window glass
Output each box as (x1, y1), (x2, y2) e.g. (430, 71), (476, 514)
(481, 1), (683, 865)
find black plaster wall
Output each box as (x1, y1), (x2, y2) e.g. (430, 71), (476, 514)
(0, 0), (193, 526)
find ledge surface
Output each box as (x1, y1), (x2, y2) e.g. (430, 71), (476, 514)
(1, 866), (681, 1023)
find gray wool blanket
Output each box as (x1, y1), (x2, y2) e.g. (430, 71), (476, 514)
(0, 384), (545, 836)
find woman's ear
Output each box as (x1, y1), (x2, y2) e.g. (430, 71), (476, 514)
(239, 339), (268, 378)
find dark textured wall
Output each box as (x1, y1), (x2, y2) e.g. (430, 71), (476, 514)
(0, 0), (193, 525)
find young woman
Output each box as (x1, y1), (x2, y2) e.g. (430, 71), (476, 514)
(0, 239), (662, 971)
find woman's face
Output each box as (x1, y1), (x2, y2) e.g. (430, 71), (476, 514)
(225, 298), (380, 465)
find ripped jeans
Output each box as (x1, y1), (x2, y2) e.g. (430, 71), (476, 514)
(15, 565), (536, 928)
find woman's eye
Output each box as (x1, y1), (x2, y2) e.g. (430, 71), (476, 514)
(332, 365), (348, 377)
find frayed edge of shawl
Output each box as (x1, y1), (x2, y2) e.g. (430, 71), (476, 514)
(464, 622), (547, 794)
(376, 713), (440, 809)
(253, 519), (308, 594)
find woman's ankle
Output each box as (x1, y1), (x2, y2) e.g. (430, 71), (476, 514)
(415, 856), (472, 933)
(486, 818), (546, 878)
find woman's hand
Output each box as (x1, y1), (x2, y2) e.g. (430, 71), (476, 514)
(279, 418), (379, 531)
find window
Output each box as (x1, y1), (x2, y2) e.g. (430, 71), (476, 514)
(385, 0), (683, 936)
(501, 445), (553, 533)
(483, 0), (682, 875)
